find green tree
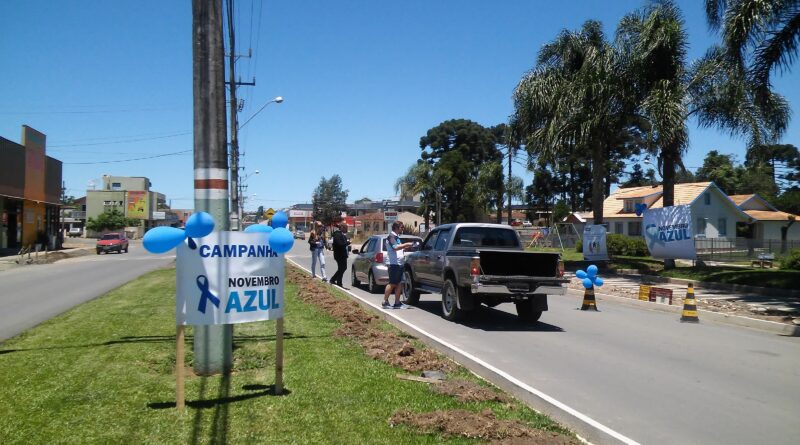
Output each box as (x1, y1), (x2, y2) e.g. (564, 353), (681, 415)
(621, 163), (658, 188)
(312, 175), (349, 226)
(695, 150), (742, 193)
(395, 161), (435, 229)
(705, 0), (800, 97)
(86, 210), (138, 232)
(419, 119), (502, 222)
(747, 143), (800, 192)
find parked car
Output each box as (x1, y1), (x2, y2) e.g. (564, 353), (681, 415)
(96, 232), (129, 254)
(402, 223), (568, 322)
(294, 230), (305, 240)
(351, 234), (422, 293)
(67, 227), (82, 237)
(522, 221), (533, 228)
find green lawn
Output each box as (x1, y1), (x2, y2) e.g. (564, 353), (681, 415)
(659, 266), (800, 290)
(525, 246), (583, 262)
(0, 267), (571, 444)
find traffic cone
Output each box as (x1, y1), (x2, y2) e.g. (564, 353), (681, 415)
(580, 286), (598, 311)
(680, 283), (699, 323)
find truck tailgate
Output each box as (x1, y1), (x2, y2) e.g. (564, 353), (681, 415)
(478, 250), (560, 277)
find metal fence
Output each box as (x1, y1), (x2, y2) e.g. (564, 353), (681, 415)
(694, 237), (800, 263)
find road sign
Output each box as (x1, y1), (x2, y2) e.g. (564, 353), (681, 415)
(384, 210), (398, 222)
(264, 207), (275, 219)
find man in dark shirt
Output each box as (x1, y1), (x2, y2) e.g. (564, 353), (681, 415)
(330, 223), (351, 287)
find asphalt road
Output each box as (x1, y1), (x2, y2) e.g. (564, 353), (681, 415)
(287, 242), (800, 445)
(0, 242), (175, 341)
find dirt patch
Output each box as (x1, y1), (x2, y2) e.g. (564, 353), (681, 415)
(390, 409), (578, 445)
(287, 267), (454, 373)
(431, 379), (509, 403)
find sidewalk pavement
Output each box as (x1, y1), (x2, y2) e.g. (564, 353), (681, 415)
(565, 272), (800, 327)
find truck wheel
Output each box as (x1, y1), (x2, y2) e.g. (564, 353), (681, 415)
(515, 300), (543, 322)
(401, 269), (420, 305)
(441, 279), (464, 321)
(96, 249), (101, 255)
(351, 267), (360, 287)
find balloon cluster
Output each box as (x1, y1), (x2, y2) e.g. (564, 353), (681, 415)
(576, 264), (604, 289)
(142, 210), (295, 254)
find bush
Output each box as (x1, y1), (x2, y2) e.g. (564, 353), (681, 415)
(575, 234), (649, 257)
(780, 249), (800, 270)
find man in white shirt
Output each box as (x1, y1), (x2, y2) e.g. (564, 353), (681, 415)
(383, 221), (415, 308)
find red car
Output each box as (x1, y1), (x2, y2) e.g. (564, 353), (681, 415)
(96, 233), (129, 254)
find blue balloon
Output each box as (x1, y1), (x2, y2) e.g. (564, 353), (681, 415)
(587, 264), (598, 278)
(593, 277), (604, 287)
(582, 278), (594, 289)
(269, 227), (294, 254)
(143, 226), (187, 254)
(245, 224), (273, 233)
(576, 270), (587, 279)
(270, 211), (289, 228)
(185, 212), (215, 238)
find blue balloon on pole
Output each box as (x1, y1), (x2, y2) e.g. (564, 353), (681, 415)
(185, 212), (215, 238)
(270, 211), (289, 228)
(245, 224), (273, 233)
(582, 278), (594, 289)
(143, 226), (187, 253)
(593, 277), (604, 287)
(587, 264), (598, 278)
(269, 227), (294, 253)
(576, 270), (587, 279)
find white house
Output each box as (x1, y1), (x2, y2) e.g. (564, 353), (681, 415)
(564, 182), (751, 239)
(729, 194), (800, 241)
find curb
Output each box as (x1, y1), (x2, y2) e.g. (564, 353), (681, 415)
(567, 288), (800, 337)
(613, 272), (800, 298)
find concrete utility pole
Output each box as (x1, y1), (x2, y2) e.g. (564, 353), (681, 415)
(227, 0), (241, 231)
(192, 0), (232, 375)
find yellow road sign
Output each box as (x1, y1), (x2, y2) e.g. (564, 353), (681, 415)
(264, 207), (275, 219)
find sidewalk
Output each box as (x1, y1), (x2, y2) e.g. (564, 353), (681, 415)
(566, 272), (800, 327)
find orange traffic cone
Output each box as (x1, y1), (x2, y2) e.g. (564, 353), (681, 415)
(680, 283), (699, 323)
(580, 286), (598, 311)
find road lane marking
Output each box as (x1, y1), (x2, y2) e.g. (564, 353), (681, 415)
(288, 258), (641, 445)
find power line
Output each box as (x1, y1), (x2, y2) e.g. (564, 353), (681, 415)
(63, 149), (191, 164)
(50, 131), (190, 147)
(0, 106), (187, 115)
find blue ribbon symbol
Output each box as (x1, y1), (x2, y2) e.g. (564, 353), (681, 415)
(196, 275), (220, 314)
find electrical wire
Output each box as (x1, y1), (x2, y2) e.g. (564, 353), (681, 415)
(49, 131), (190, 147)
(63, 149), (191, 164)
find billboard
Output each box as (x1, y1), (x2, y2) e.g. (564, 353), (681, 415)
(643, 205), (697, 260)
(176, 231), (284, 325)
(582, 224), (609, 261)
(22, 126), (46, 202)
(127, 191), (149, 219)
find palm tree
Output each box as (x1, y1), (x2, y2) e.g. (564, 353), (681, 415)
(395, 161), (434, 230)
(705, 0), (800, 94)
(514, 20), (635, 225)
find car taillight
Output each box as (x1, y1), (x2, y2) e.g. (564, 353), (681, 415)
(470, 258), (480, 277)
(558, 260), (565, 277)
(375, 252), (384, 263)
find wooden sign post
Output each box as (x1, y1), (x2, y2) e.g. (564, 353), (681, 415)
(275, 318), (284, 395)
(176, 325), (186, 410)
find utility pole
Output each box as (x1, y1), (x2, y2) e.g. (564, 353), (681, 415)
(192, 0), (232, 375)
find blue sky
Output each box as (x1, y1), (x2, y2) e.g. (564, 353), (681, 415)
(1, 0), (797, 210)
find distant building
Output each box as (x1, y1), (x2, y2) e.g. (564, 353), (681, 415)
(85, 175), (176, 238)
(0, 126), (62, 250)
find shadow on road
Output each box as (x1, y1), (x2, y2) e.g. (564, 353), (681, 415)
(413, 300), (564, 332)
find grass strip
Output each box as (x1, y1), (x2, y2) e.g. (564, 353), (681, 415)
(0, 266), (574, 444)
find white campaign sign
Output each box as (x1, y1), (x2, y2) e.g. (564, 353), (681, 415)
(643, 205), (697, 260)
(176, 231), (284, 325)
(582, 224), (609, 261)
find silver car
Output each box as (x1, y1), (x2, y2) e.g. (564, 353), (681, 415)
(351, 234), (422, 293)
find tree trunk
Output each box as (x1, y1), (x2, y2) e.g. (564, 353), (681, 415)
(508, 147), (513, 225)
(570, 159), (577, 212)
(662, 152), (676, 270)
(592, 144), (604, 225)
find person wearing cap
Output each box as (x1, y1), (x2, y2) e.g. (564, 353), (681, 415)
(308, 221), (328, 281)
(383, 221), (415, 309)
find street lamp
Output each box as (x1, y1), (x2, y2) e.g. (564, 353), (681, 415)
(239, 96), (284, 130)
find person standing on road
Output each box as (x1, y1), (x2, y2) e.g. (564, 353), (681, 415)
(383, 221), (415, 309)
(308, 221), (328, 281)
(330, 223), (351, 287)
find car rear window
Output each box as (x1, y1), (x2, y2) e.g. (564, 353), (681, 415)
(381, 236), (419, 251)
(452, 227), (519, 248)
(101, 234), (120, 240)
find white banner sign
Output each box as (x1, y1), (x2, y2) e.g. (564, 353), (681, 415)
(643, 205), (697, 260)
(384, 211), (398, 221)
(152, 211), (166, 220)
(176, 231), (284, 325)
(582, 224), (609, 261)
(289, 210), (311, 218)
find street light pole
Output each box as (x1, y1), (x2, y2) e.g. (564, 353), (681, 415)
(238, 96), (283, 130)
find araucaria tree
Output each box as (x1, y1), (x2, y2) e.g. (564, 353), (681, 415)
(312, 175), (349, 226)
(419, 119), (503, 222)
